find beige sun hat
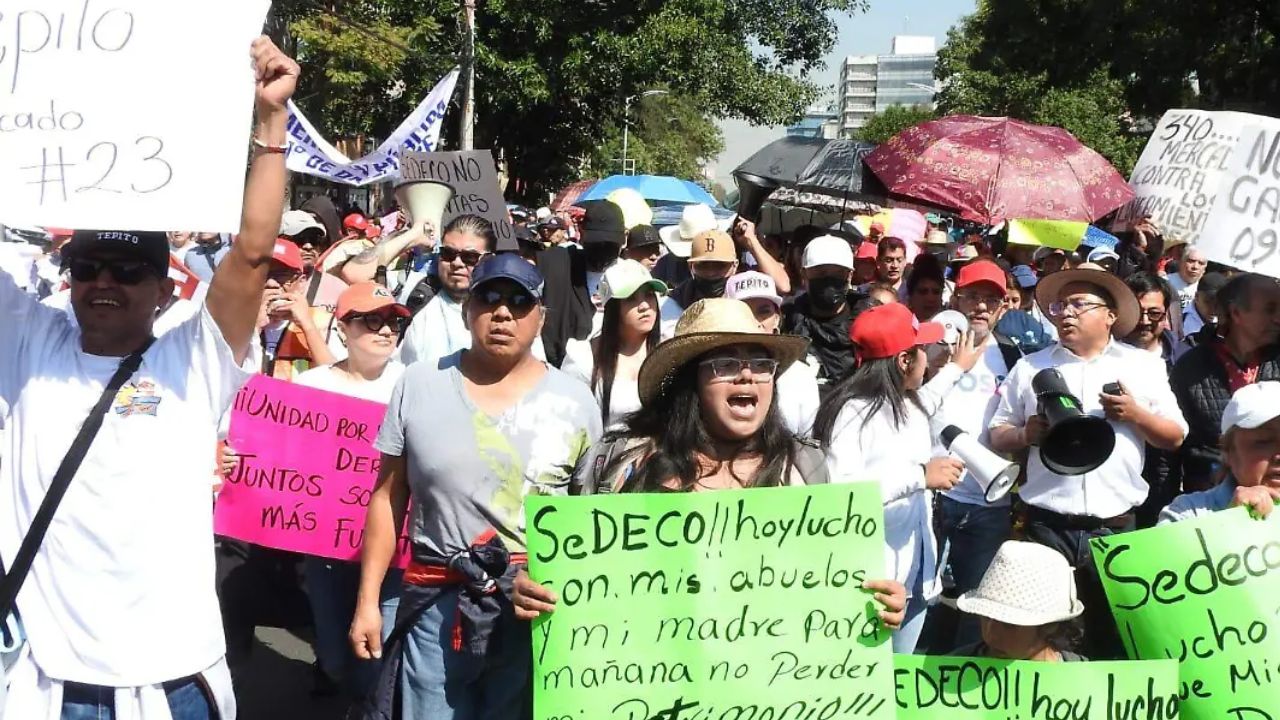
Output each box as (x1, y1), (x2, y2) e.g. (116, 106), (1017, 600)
(956, 541), (1084, 627)
(637, 298), (809, 405)
(1034, 261), (1140, 337)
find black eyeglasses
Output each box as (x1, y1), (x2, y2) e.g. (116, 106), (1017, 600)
(68, 258), (156, 285)
(473, 287), (536, 311)
(1139, 308), (1168, 322)
(439, 246), (488, 267)
(346, 313), (407, 333)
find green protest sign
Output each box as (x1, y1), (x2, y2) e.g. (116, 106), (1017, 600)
(894, 655), (1180, 719)
(525, 483), (893, 720)
(1090, 508), (1280, 719)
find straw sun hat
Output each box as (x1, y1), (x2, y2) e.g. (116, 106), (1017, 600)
(637, 298), (809, 405)
(956, 541), (1084, 626)
(1034, 262), (1139, 337)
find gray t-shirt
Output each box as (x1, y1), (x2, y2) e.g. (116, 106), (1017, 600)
(375, 351), (602, 562)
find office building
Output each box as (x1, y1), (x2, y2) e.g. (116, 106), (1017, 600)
(786, 105), (840, 139)
(837, 35), (937, 136)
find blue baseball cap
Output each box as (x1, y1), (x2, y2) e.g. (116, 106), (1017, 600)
(1011, 264), (1038, 289)
(469, 253), (545, 300)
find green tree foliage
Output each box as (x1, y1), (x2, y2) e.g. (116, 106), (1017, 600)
(271, 0), (864, 198)
(935, 0), (1278, 175)
(854, 105), (937, 145)
(582, 94), (725, 180)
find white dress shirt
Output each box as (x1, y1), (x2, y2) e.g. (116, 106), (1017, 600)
(989, 340), (1188, 518)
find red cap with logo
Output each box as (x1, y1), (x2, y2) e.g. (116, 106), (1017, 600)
(271, 238), (305, 271)
(850, 302), (944, 363)
(336, 282), (411, 320)
(955, 259), (1007, 296)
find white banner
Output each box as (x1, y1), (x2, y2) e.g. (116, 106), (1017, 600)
(1199, 124), (1280, 279)
(286, 69), (459, 186)
(0, 0), (270, 233)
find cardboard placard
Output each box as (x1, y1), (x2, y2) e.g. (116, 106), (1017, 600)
(214, 375), (410, 566)
(0, 0), (269, 232)
(1198, 125), (1280, 279)
(399, 150), (515, 249)
(526, 484), (895, 720)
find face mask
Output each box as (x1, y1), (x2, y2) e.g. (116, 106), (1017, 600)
(692, 275), (727, 300)
(808, 276), (848, 312)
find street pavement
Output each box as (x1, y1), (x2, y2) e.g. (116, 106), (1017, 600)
(236, 628), (351, 720)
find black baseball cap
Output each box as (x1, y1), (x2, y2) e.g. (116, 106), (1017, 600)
(578, 200), (626, 245)
(627, 224), (661, 250)
(63, 230), (170, 275)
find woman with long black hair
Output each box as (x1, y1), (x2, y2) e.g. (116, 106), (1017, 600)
(513, 298), (909, 627)
(812, 302), (978, 653)
(561, 260), (666, 427)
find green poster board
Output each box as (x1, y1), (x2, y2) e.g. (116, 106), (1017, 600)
(525, 483), (894, 720)
(894, 655), (1180, 718)
(1090, 508), (1280, 719)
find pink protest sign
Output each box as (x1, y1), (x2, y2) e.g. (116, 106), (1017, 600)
(214, 375), (410, 565)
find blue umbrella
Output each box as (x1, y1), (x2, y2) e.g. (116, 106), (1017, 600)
(578, 175), (719, 206)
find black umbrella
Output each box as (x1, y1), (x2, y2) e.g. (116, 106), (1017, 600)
(794, 139), (885, 199)
(733, 136), (829, 186)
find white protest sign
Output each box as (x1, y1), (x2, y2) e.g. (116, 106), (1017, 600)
(0, 0), (269, 233)
(286, 69), (458, 186)
(399, 150), (516, 250)
(1112, 109), (1277, 243)
(1198, 125), (1280, 278)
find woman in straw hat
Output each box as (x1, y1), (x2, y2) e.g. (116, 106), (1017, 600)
(812, 302), (982, 654)
(952, 541), (1086, 661)
(512, 298), (908, 628)
(561, 259), (667, 428)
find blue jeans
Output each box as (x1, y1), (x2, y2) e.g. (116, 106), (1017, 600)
(926, 496), (1011, 651)
(61, 678), (211, 720)
(303, 557), (402, 698)
(399, 587), (529, 720)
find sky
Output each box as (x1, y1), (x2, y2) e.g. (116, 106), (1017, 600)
(711, 0), (977, 185)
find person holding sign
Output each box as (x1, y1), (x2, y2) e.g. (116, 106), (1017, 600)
(814, 302), (981, 653)
(0, 37), (299, 720)
(512, 297), (908, 629)
(295, 282), (410, 698)
(349, 254), (601, 720)
(952, 541), (1086, 662)
(1160, 381), (1280, 523)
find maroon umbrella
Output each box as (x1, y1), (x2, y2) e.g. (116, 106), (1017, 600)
(550, 180), (595, 211)
(864, 116), (1134, 224)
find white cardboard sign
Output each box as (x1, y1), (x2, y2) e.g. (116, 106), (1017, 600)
(1112, 109), (1276, 244)
(0, 0), (270, 233)
(1198, 125), (1280, 279)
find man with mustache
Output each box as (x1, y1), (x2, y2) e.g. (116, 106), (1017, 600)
(989, 263), (1187, 659)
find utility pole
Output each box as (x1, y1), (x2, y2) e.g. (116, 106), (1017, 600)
(621, 89), (668, 175)
(460, 0), (476, 150)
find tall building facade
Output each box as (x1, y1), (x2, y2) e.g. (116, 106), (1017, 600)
(837, 35), (937, 137)
(786, 105), (840, 139)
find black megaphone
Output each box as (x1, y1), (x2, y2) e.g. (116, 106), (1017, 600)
(1031, 368), (1115, 476)
(733, 171), (779, 223)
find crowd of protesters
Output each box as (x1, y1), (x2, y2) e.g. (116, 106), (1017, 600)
(1, 39), (1278, 720)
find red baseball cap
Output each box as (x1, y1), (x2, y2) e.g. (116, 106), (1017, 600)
(856, 241), (878, 261)
(271, 238), (305, 271)
(850, 303), (944, 362)
(870, 221), (886, 234)
(45, 227), (74, 239)
(336, 282), (410, 320)
(956, 259), (1007, 296)
(343, 213), (369, 232)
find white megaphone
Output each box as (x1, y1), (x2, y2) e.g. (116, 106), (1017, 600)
(940, 425), (1018, 503)
(394, 179), (455, 236)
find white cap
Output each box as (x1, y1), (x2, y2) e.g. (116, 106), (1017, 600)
(1220, 382), (1280, 435)
(725, 271), (783, 307)
(279, 210), (325, 238)
(535, 206), (553, 221)
(802, 235), (854, 270)
(932, 310), (969, 344)
(658, 204), (718, 258)
(1087, 246), (1120, 264)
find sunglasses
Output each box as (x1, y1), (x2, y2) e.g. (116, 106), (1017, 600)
(699, 357), (779, 381)
(68, 258), (157, 285)
(439, 246), (488, 267)
(345, 313), (407, 333)
(473, 287), (537, 311)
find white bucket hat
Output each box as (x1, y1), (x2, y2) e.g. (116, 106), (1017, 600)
(659, 204), (718, 258)
(956, 541), (1084, 626)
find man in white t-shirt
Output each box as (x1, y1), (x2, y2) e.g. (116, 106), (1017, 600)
(1164, 245), (1206, 310)
(0, 38), (299, 720)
